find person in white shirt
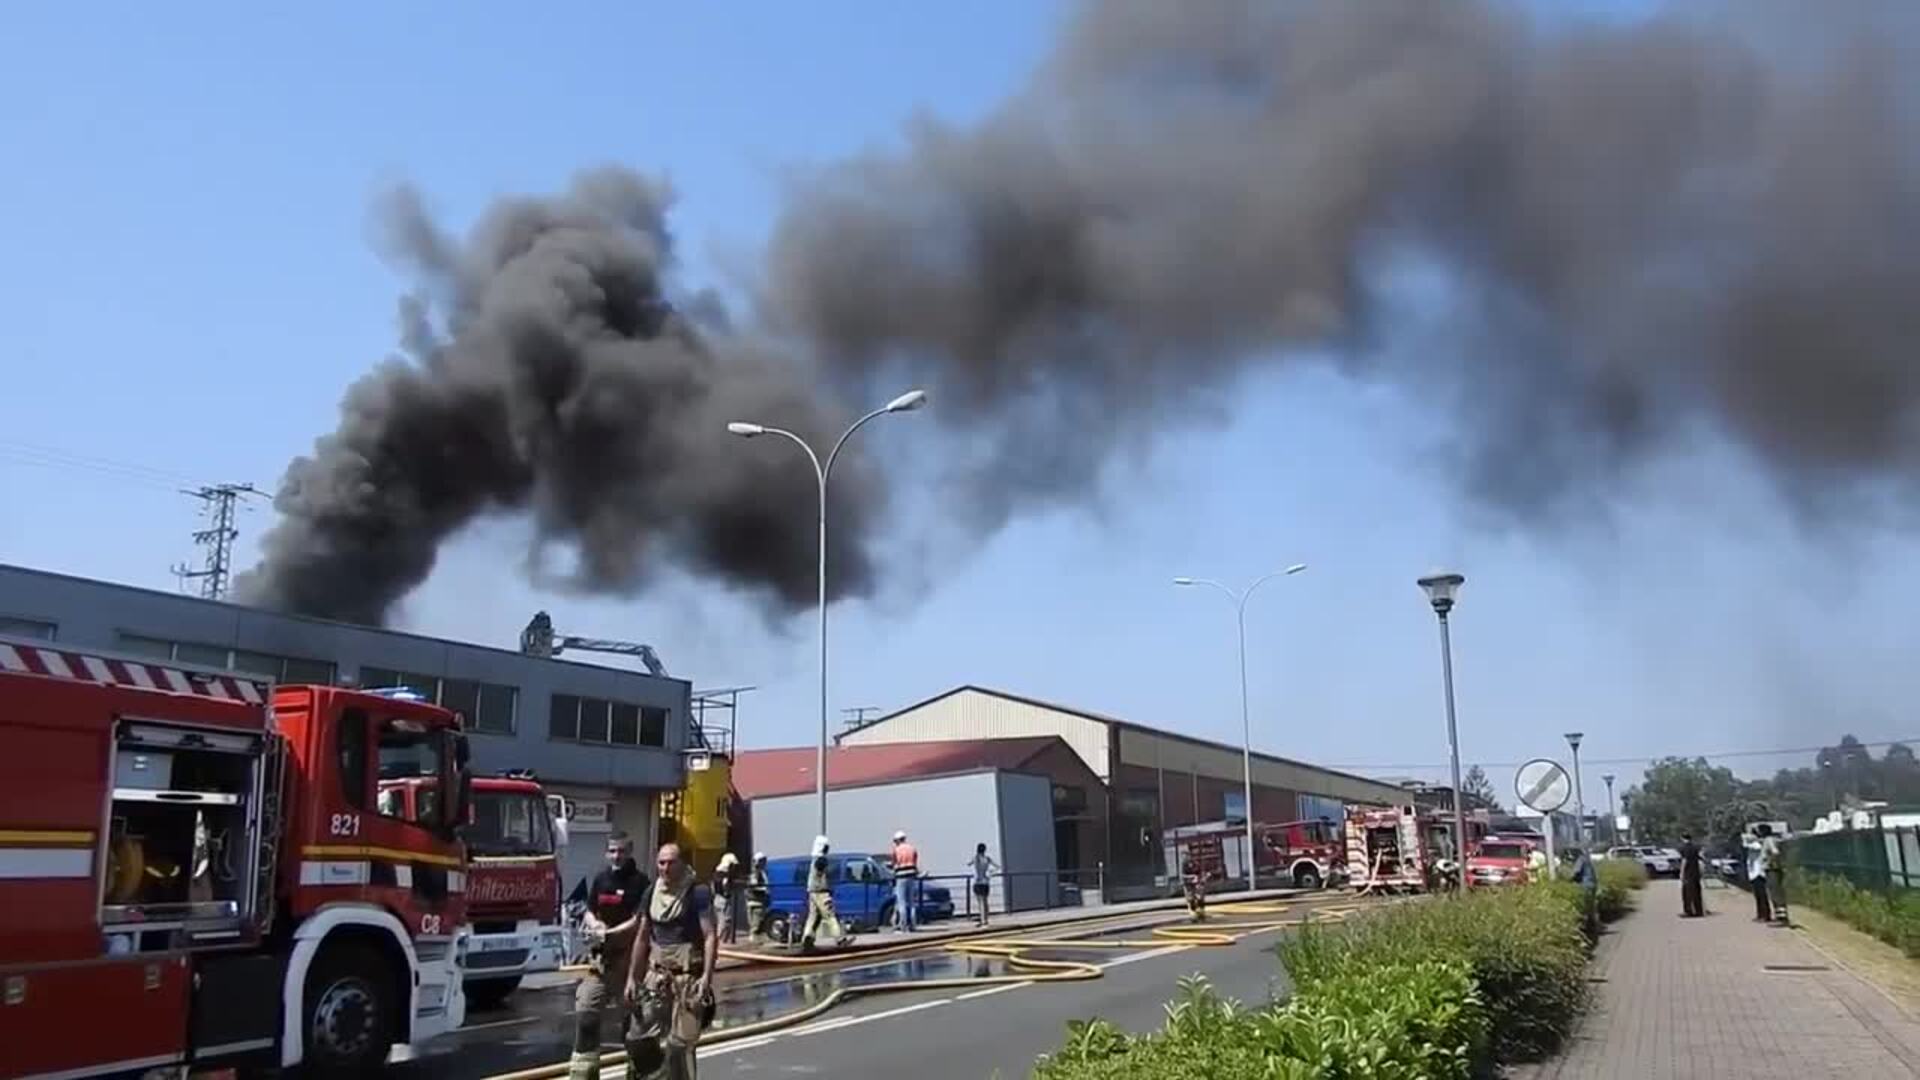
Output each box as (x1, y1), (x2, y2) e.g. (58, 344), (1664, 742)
(1744, 824), (1781, 922)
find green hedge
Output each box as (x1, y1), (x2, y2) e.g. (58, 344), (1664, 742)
(1787, 869), (1920, 957)
(1037, 886), (1591, 1078)
(1034, 963), (1487, 1080)
(1281, 885), (1590, 1062)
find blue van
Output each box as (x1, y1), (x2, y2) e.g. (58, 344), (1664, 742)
(762, 852), (954, 936)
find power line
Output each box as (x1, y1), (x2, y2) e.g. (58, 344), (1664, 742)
(0, 438), (198, 492)
(1328, 735), (1920, 774)
(171, 483), (262, 600)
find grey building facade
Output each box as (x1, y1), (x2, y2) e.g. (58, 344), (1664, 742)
(0, 562), (689, 867)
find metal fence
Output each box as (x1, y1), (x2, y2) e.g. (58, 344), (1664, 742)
(1786, 826), (1920, 892)
(912, 867), (1109, 919)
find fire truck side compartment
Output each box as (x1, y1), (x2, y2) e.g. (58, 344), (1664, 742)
(189, 951), (283, 1063)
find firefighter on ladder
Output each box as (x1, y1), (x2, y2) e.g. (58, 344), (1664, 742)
(625, 843), (719, 1080)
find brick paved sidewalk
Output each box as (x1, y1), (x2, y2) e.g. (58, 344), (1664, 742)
(1517, 879), (1920, 1079)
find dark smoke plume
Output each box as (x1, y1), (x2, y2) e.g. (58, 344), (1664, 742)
(765, 0), (1920, 526)
(239, 169), (880, 624)
(249, 0), (1920, 621)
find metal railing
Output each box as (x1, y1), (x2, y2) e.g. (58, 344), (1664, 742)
(892, 867), (1109, 922)
(1786, 825), (1920, 893)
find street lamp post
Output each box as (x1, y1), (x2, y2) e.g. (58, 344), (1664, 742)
(727, 389), (929, 838)
(1602, 773), (1618, 846)
(1564, 732), (1586, 847)
(1416, 571), (1470, 887)
(1174, 564), (1308, 889)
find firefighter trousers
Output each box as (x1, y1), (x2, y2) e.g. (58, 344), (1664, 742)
(800, 890), (845, 947)
(746, 896), (771, 942)
(570, 950), (631, 1080)
(630, 946), (710, 1080)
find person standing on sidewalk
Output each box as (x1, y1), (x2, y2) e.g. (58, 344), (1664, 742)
(1746, 824), (1783, 923)
(1678, 833), (1706, 917)
(968, 843), (999, 927)
(745, 853), (773, 944)
(1569, 847), (1599, 939)
(890, 830), (920, 933)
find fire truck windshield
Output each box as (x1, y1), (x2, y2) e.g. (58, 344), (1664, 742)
(469, 789), (554, 857)
(374, 720), (451, 828)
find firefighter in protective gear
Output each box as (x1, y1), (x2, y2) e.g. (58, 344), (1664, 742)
(799, 835), (852, 951)
(625, 843), (719, 1080)
(745, 852), (773, 944)
(712, 852), (740, 944)
(571, 833), (647, 1080)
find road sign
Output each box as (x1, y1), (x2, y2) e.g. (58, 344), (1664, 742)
(1515, 758), (1572, 815)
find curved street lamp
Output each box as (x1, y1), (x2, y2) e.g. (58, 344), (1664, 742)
(727, 389), (929, 837)
(1174, 563), (1308, 888)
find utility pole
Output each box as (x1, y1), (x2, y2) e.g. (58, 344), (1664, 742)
(172, 483), (260, 600)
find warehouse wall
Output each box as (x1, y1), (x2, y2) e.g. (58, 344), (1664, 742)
(839, 688), (1112, 780)
(995, 771), (1062, 912)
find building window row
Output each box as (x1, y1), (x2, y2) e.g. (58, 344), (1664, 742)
(359, 667), (518, 736)
(0, 616), (57, 640)
(115, 633), (338, 686)
(549, 693), (668, 749)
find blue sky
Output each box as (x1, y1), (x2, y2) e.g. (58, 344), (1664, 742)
(5, 0), (1919, 808)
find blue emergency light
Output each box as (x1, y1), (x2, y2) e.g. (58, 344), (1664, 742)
(365, 686), (428, 702)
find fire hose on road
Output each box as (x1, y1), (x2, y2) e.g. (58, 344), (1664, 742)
(484, 896), (1362, 1080)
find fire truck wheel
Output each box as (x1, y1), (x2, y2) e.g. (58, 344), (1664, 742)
(302, 942), (397, 1076)
(1293, 864), (1323, 890)
(466, 975), (523, 1010)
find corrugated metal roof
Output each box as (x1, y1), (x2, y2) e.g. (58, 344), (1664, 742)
(732, 736), (1063, 799)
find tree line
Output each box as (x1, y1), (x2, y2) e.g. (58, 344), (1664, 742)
(1618, 735), (1917, 850)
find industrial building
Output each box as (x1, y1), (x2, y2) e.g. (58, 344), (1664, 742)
(834, 686), (1409, 894)
(732, 737), (1108, 912)
(0, 562), (694, 893)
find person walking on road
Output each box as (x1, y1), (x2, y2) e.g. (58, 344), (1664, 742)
(625, 843), (719, 1080)
(800, 836), (852, 951)
(1746, 824), (1783, 923)
(890, 830), (920, 933)
(1678, 833), (1706, 917)
(745, 852), (772, 944)
(570, 832), (647, 1080)
(968, 843), (999, 927)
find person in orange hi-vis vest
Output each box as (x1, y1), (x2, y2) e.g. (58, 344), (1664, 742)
(890, 830), (920, 932)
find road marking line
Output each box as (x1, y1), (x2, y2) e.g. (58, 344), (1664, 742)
(785, 997), (953, 1039)
(955, 981), (1033, 1001)
(705, 1035), (780, 1057)
(1099, 944), (1191, 969)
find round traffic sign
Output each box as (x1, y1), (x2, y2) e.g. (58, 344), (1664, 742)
(1515, 758), (1572, 814)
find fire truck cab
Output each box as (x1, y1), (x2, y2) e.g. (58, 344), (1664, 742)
(382, 770), (567, 1007)
(0, 636), (473, 1078)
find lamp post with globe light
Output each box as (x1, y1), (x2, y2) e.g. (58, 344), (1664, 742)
(727, 389), (928, 837)
(1174, 564), (1308, 887)
(1417, 571), (1470, 887)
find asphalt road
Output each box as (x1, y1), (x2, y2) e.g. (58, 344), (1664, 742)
(400, 899), (1339, 1079)
(697, 921), (1298, 1079)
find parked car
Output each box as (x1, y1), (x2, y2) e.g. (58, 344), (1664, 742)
(1606, 845), (1680, 876)
(761, 852), (956, 939)
(1466, 838), (1535, 886)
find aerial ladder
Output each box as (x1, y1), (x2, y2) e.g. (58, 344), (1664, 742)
(519, 612), (736, 877)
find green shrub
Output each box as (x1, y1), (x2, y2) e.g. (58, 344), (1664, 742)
(1034, 964), (1487, 1080)
(1594, 860), (1647, 922)
(1787, 870), (1920, 957)
(1278, 885), (1589, 1062)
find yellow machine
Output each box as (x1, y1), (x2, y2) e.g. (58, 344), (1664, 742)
(659, 751), (732, 879)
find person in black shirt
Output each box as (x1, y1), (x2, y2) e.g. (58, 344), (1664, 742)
(570, 832), (647, 1080)
(1678, 833), (1706, 918)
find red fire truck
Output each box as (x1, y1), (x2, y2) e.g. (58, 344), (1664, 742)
(1253, 818), (1347, 889)
(0, 635), (473, 1077)
(381, 771), (567, 1007)
(1344, 804), (1485, 893)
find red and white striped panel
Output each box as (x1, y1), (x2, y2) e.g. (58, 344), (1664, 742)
(0, 641), (269, 705)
